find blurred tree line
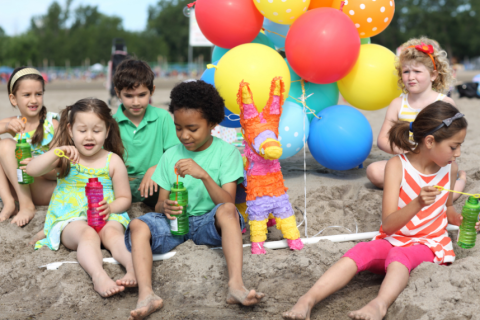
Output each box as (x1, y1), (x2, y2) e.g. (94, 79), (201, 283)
(0, 0), (478, 67)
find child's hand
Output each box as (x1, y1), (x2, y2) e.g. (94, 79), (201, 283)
(449, 212), (463, 226)
(5, 118), (26, 135)
(98, 199), (111, 220)
(138, 166), (158, 198)
(417, 186), (441, 207)
(163, 199), (183, 220)
(175, 159), (207, 180)
(58, 146), (80, 164)
(19, 158), (32, 172)
(475, 221), (480, 232)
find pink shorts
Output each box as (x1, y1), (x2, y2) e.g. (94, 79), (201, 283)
(342, 239), (435, 274)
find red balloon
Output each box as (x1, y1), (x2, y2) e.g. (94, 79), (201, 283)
(285, 8), (360, 84)
(196, 0), (263, 49)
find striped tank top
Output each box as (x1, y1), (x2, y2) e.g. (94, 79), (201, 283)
(374, 154), (455, 265)
(398, 93), (446, 141)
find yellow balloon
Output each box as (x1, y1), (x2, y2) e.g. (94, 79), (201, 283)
(215, 43), (291, 114)
(338, 44), (401, 111)
(254, 0), (311, 25)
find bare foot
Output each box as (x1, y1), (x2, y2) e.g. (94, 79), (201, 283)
(28, 229), (46, 246)
(226, 285), (264, 306)
(128, 293), (164, 320)
(348, 299), (387, 320)
(282, 295), (314, 320)
(0, 201), (17, 222)
(116, 271), (137, 288)
(93, 274), (125, 298)
(11, 206), (35, 227)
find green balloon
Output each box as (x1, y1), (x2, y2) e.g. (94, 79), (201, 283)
(211, 32), (276, 62)
(361, 38), (371, 45)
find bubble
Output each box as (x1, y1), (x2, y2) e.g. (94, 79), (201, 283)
(182, 6), (192, 17)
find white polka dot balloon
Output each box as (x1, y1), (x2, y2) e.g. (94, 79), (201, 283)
(254, 0), (311, 25)
(332, 0), (395, 38)
(278, 101), (310, 159)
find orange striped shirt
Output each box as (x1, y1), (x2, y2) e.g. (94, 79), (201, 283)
(374, 154), (455, 265)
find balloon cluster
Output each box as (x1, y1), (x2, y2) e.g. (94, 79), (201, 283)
(195, 0), (400, 170)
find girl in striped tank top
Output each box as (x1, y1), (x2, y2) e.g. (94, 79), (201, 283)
(366, 37), (466, 201)
(284, 102), (471, 320)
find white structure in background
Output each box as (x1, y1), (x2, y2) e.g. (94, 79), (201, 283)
(188, 9), (213, 64)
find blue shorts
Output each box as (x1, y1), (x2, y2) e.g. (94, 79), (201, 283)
(124, 203), (245, 254)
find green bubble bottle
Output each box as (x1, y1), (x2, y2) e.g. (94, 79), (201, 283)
(15, 138), (34, 184)
(169, 182), (189, 236)
(457, 196), (480, 249)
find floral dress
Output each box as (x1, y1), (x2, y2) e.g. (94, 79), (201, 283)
(35, 153), (130, 250)
(14, 112), (58, 156)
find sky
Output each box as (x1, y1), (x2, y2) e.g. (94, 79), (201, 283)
(0, 0), (157, 35)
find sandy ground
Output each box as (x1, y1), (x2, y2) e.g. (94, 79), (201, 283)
(1, 72), (480, 320)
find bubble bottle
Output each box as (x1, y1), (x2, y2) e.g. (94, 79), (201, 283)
(169, 179), (189, 236)
(85, 177), (106, 232)
(15, 138), (34, 184)
(458, 196), (480, 249)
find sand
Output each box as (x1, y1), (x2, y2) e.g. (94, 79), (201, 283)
(1, 73), (480, 319)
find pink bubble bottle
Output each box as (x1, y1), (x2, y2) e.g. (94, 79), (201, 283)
(86, 178), (105, 232)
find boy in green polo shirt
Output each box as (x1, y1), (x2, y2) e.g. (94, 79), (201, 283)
(113, 59), (179, 206)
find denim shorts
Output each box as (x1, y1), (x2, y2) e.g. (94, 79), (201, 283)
(124, 203), (245, 254)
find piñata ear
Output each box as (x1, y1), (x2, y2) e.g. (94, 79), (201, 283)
(263, 77), (284, 116)
(237, 80), (259, 120)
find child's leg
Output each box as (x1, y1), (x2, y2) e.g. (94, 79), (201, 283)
(61, 220), (125, 297)
(0, 155), (17, 221)
(283, 240), (393, 320)
(214, 203), (265, 306)
(0, 138), (35, 226)
(99, 220), (137, 287)
(29, 175), (57, 206)
(366, 160), (388, 189)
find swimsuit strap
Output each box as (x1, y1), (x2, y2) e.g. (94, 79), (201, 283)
(105, 152), (113, 170)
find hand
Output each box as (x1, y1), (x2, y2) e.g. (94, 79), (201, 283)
(417, 186), (441, 208)
(6, 118), (26, 135)
(175, 159), (207, 180)
(58, 146), (80, 164)
(19, 157), (32, 172)
(163, 199), (183, 220)
(476, 221), (480, 232)
(98, 199), (111, 221)
(138, 166), (158, 198)
(449, 212), (463, 226)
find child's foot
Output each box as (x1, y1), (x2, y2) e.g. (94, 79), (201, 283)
(0, 201), (17, 222)
(348, 299), (386, 320)
(116, 271), (138, 288)
(28, 229), (46, 246)
(11, 206), (35, 227)
(93, 274), (125, 297)
(128, 293), (164, 320)
(251, 241), (266, 254)
(287, 238), (304, 251)
(282, 295), (314, 319)
(226, 285), (265, 306)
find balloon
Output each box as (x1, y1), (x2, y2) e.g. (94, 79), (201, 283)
(286, 81), (339, 121)
(263, 18), (289, 50)
(200, 61), (241, 128)
(331, 0), (395, 38)
(338, 44), (401, 111)
(211, 32), (275, 62)
(215, 43), (291, 114)
(278, 101), (310, 159)
(285, 58), (301, 82)
(253, 0), (311, 25)
(308, 105), (372, 171)
(309, 0), (333, 9)
(196, 0), (263, 49)
(361, 37), (371, 45)
(285, 8), (360, 84)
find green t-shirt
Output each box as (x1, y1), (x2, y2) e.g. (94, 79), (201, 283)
(114, 104), (179, 176)
(152, 137), (244, 216)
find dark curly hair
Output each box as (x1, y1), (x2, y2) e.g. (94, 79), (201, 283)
(169, 80), (225, 125)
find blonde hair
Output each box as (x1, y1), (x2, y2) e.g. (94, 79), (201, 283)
(395, 37), (453, 94)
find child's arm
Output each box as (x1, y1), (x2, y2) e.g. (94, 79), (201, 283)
(154, 187), (183, 219)
(99, 153), (131, 218)
(175, 159), (235, 204)
(377, 98), (406, 155)
(26, 146), (79, 177)
(380, 157), (441, 235)
(138, 165), (158, 198)
(445, 161), (464, 226)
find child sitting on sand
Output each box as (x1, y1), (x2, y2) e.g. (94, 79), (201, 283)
(125, 80), (264, 320)
(366, 37), (466, 200)
(283, 101), (479, 320)
(27, 98), (136, 298)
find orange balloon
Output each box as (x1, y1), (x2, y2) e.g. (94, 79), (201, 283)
(309, 0), (333, 10)
(331, 0), (395, 38)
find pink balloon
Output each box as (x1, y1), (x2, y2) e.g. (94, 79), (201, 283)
(196, 0), (263, 49)
(285, 8), (360, 84)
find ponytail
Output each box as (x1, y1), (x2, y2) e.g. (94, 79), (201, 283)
(389, 120), (416, 153)
(51, 105), (74, 178)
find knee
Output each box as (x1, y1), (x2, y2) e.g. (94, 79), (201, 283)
(0, 138), (15, 155)
(217, 203), (238, 221)
(81, 226), (100, 242)
(366, 163), (384, 187)
(129, 218), (151, 236)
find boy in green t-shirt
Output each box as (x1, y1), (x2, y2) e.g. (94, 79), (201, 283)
(113, 59), (179, 207)
(124, 80), (264, 319)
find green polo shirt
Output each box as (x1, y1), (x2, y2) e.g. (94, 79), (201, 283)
(114, 104), (179, 176)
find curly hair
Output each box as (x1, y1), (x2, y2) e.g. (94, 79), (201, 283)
(169, 80), (225, 125)
(395, 37), (453, 94)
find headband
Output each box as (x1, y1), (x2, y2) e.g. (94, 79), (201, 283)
(405, 43), (437, 71)
(9, 68), (43, 92)
(421, 113), (465, 136)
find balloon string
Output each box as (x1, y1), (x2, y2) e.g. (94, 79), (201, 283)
(226, 114), (240, 121)
(289, 80), (321, 120)
(263, 28), (287, 39)
(434, 185), (480, 198)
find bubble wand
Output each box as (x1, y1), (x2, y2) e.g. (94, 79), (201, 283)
(54, 149), (96, 174)
(434, 185), (480, 198)
(174, 168), (179, 201)
(20, 117), (27, 140)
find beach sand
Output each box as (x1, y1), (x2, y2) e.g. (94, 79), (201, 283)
(1, 74), (480, 319)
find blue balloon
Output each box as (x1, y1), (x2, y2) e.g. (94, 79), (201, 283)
(200, 61), (241, 128)
(263, 18), (289, 50)
(278, 101), (310, 159)
(308, 105), (372, 171)
(211, 32), (275, 62)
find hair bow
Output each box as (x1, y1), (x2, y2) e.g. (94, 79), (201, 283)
(406, 42), (437, 70)
(425, 113), (465, 136)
